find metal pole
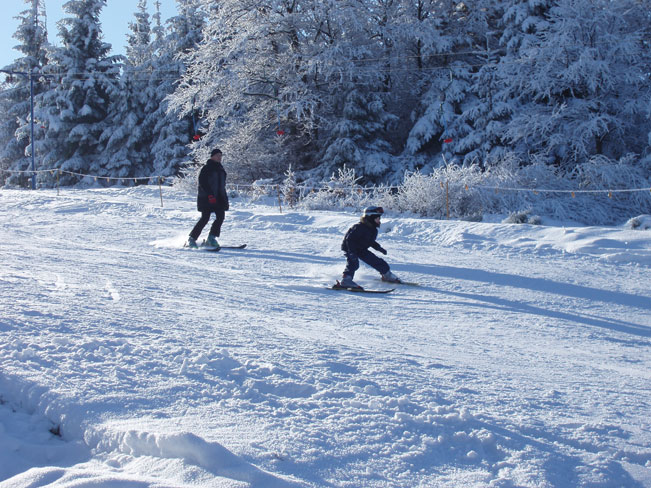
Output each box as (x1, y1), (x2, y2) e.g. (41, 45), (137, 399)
(30, 70), (36, 189)
(446, 180), (449, 220)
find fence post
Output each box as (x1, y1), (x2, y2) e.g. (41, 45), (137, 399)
(446, 180), (450, 220)
(158, 177), (164, 207)
(277, 185), (282, 213)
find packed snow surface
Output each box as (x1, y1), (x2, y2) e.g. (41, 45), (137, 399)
(0, 187), (649, 487)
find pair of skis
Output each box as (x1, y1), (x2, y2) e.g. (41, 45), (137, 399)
(200, 244), (247, 252)
(330, 279), (419, 294)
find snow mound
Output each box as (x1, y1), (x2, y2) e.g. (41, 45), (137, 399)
(627, 215), (651, 230)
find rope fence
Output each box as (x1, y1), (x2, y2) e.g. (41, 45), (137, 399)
(2, 167), (650, 217)
(2, 168), (169, 206)
(229, 183), (651, 195)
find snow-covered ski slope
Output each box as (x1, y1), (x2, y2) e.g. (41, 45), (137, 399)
(1, 187), (649, 488)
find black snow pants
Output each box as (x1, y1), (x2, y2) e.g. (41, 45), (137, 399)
(190, 209), (225, 240)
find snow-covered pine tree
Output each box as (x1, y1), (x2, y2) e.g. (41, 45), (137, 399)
(318, 0), (409, 183)
(101, 0), (153, 184)
(500, 0), (553, 52)
(126, 0), (152, 68)
(321, 88), (397, 183)
(308, 0), (397, 182)
(35, 0), (122, 186)
(404, 0), (499, 170)
(400, 0), (461, 169)
(0, 0), (49, 187)
(441, 1), (513, 168)
(501, 0), (651, 168)
(145, 0), (205, 179)
(405, 64), (472, 170)
(0, 80), (20, 186)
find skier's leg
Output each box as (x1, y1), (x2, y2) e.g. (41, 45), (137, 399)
(341, 252), (361, 287)
(359, 250), (390, 275)
(190, 211), (211, 240)
(209, 209), (226, 237)
(343, 252), (359, 279)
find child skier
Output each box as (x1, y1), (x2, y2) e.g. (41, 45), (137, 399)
(337, 206), (401, 289)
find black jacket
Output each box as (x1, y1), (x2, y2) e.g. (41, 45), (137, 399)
(197, 159), (229, 212)
(341, 218), (384, 255)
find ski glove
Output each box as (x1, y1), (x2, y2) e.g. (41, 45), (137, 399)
(208, 195), (217, 205)
(378, 246), (387, 255)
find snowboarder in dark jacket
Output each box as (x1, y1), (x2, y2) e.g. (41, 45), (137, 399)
(339, 206), (401, 288)
(187, 148), (229, 249)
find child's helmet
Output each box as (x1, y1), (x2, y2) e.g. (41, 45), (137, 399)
(362, 206), (384, 219)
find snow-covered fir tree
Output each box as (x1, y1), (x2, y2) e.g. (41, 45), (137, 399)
(446, 1), (513, 168)
(102, 0), (154, 182)
(306, 0), (402, 181)
(398, 0), (464, 164)
(144, 0), (205, 179)
(500, 0), (651, 168)
(0, 0), (49, 187)
(35, 0), (122, 186)
(317, 0), (412, 182)
(321, 89), (397, 183)
(500, 0), (553, 52)
(405, 63), (472, 172)
(404, 0), (506, 170)
(126, 0), (152, 68)
(0, 0), (646, 198)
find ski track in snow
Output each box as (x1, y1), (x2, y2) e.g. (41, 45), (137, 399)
(0, 187), (650, 487)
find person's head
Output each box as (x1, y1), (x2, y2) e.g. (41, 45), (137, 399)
(362, 206), (384, 227)
(210, 148), (222, 161)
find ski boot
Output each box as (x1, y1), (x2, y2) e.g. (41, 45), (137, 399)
(381, 271), (402, 283)
(205, 234), (220, 249)
(186, 236), (198, 249)
(336, 274), (362, 289)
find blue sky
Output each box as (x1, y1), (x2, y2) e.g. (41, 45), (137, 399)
(1, 0), (178, 70)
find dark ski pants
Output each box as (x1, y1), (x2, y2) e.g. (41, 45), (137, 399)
(190, 209), (225, 240)
(343, 250), (389, 279)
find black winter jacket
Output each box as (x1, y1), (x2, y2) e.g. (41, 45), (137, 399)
(197, 159), (229, 212)
(341, 218), (384, 255)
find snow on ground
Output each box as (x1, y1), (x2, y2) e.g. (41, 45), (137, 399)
(0, 186), (649, 488)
